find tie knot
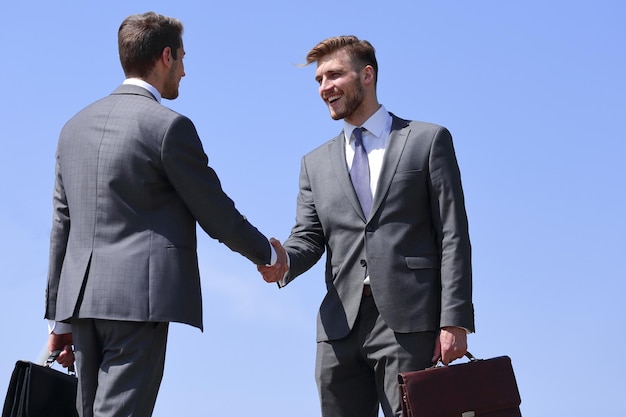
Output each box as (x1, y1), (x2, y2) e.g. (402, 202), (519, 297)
(353, 127), (364, 145)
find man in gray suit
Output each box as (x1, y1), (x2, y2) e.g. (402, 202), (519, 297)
(45, 12), (284, 417)
(259, 36), (475, 417)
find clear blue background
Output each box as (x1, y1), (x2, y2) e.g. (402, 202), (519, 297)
(2, 1), (624, 416)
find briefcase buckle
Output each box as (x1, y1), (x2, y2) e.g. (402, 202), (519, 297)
(461, 412), (475, 417)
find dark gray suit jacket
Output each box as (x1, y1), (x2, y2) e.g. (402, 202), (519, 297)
(279, 114), (474, 342)
(45, 84), (270, 331)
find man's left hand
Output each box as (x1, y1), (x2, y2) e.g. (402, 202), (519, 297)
(48, 332), (75, 368)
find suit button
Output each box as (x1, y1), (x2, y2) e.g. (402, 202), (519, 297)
(360, 259), (367, 267)
(365, 226), (373, 232)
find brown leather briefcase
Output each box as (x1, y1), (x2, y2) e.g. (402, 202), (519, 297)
(398, 353), (522, 417)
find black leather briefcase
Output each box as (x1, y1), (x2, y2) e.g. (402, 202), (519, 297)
(398, 353), (522, 417)
(2, 351), (78, 417)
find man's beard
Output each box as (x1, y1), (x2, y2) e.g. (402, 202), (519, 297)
(330, 79), (364, 120)
(162, 65), (180, 100)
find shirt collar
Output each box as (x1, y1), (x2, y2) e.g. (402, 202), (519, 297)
(123, 78), (162, 103)
(343, 105), (391, 142)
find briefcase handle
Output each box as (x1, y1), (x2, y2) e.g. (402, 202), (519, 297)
(45, 349), (76, 376)
(433, 351), (479, 368)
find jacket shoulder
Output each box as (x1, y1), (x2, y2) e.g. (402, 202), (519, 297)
(390, 113), (446, 133)
(303, 132), (342, 159)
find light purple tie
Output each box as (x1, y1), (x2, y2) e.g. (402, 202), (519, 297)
(350, 127), (372, 216)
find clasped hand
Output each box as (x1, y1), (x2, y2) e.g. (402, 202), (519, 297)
(258, 238), (288, 283)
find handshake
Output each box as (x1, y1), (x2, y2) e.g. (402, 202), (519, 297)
(258, 238), (289, 283)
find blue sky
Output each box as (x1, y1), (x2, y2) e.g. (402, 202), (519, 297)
(2, 1), (625, 416)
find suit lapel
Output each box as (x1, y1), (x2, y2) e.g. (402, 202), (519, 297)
(329, 114), (411, 222)
(371, 115), (411, 218)
(328, 132), (368, 221)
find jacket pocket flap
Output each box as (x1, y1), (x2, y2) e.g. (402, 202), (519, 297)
(405, 256), (439, 269)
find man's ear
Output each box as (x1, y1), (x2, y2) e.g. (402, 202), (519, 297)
(161, 47), (173, 67)
(361, 65), (375, 86)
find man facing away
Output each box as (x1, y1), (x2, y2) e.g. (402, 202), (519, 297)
(45, 12), (285, 417)
(259, 35), (475, 417)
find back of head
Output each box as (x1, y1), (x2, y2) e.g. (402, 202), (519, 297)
(118, 11), (184, 78)
(305, 35), (378, 83)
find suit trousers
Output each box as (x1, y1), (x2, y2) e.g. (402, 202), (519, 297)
(315, 294), (436, 417)
(72, 319), (169, 417)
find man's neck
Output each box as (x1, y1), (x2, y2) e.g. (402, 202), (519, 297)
(345, 102), (381, 126)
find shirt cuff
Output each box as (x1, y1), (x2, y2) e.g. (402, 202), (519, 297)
(442, 325), (471, 334)
(48, 320), (72, 335)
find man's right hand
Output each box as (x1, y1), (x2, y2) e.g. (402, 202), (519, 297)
(258, 238), (288, 283)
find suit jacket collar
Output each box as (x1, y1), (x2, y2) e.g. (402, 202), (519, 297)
(373, 113), (411, 217)
(110, 84), (159, 102)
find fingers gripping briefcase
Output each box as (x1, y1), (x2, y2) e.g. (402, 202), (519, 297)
(398, 353), (522, 417)
(2, 350), (78, 417)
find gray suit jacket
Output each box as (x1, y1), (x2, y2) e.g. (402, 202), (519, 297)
(45, 84), (270, 331)
(280, 114), (474, 342)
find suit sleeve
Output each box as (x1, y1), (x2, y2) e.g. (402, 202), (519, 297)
(45, 149), (70, 320)
(161, 116), (271, 266)
(428, 127), (475, 332)
(279, 156), (326, 287)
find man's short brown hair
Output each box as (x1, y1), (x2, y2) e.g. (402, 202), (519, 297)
(118, 12), (183, 78)
(305, 35), (378, 83)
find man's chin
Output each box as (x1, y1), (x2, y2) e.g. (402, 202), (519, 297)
(329, 108), (344, 120)
(163, 91), (179, 100)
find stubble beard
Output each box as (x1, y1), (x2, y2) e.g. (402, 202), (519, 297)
(329, 79), (365, 121)
(162, 65), (180, 100)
